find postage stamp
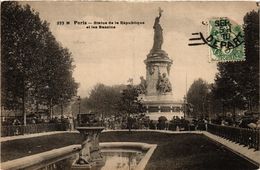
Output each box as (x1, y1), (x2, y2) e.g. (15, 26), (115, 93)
(208, 17), (245, 62)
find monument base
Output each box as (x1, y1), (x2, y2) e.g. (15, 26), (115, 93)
(146, 112), (184, 120)
(140, 94), (184, 120)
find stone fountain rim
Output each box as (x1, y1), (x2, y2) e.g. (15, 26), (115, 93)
(1, 142), (157, 170)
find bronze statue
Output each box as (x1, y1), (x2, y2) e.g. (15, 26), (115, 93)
(152, 8), (164, 50)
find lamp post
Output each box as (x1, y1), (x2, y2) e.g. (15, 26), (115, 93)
(183, 95), (187, 119)
(77, 96), (81, 115)
(44, 85), (53, 119)
(50, 98), (53, 119)
(59, 95), (64, 117)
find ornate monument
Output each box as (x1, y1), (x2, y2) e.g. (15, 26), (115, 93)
(140, 8), (184, 119)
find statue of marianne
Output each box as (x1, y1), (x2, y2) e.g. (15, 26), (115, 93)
(152, 8), (163, 50)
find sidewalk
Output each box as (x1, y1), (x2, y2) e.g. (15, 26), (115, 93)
(1, 129), (191, 142)
(0, 129), (200, 143)
(0, 131), (78, 142)
(203, 131), (260, 167)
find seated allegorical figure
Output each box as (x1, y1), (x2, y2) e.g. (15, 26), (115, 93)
(157, 72), (172, 94)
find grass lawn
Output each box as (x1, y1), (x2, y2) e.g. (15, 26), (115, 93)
(101, 131), (258, 170)
(1, 133), (81, 162)
(1, 131), (258, 170)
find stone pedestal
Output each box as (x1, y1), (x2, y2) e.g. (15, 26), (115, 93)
(140, 46), (184, 120)
(141, 94), (184, 119)
(72, 127), (105, 170)
(145, 49), (173, 96)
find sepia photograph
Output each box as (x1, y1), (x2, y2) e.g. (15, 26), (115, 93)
(1, 1), (259, 170)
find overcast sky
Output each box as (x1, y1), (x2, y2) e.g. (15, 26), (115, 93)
(21, 1), (257, 100)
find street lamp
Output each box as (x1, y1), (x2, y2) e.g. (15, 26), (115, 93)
(44, 85), (53, 119)
(59, 95), (64, 117)
(77, 96), (81, 115)
(183, 95), (187, 118)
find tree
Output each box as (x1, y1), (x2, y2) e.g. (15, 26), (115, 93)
(84, 84), (125, 117)
(43, 46), (78, 116)
(1, 2), (49, 124)
(211, 62), (246, 116)
(187, 79), (210, 118)
(1, 2), (78, 124)
(119, 84), (144, 115)
(240, 10), (259, 110)
(211, 10), (259, 114)
(119, 83), (144, 131)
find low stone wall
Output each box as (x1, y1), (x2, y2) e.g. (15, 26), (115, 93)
(1, 145), (81, 170)
(1, 142), (157, 170)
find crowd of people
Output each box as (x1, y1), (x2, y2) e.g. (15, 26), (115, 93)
(2, 111), (259, 131)
(102, 113), (208, 131)
(1, 115), (75, 131)
(211, 112), (260, 129)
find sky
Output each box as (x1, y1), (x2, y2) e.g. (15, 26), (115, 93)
(20, 1), (257, 100)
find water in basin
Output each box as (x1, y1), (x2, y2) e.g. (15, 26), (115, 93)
(102, 149), (144, 170)
(39, 149), (145, 170)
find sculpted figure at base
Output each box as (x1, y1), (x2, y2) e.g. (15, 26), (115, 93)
(138, 76), (147, 94)
(157, 73), (172, 94)
(76, 132), (92, 165)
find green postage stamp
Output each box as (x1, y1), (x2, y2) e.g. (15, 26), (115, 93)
(208, 17), (245, 62)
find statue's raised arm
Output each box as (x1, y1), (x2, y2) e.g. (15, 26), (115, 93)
(158, 7), (163, 18)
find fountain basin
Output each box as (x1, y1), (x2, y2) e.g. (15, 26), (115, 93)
(1, 142), (157, 170)
(100, 142), (157, 170)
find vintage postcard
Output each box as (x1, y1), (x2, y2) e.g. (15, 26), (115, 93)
(1, 1), (259, 170)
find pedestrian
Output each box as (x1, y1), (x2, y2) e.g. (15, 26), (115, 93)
(69, 117), (74, 131)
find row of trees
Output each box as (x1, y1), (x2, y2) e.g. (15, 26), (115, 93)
(1, 2), (78, 124)
(187, 10), (259, 118)
(73, 84), (124, 115)
(72, 82), (144, 118)
(212, 10), (259, 113)
(186, 79), (211, 118)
